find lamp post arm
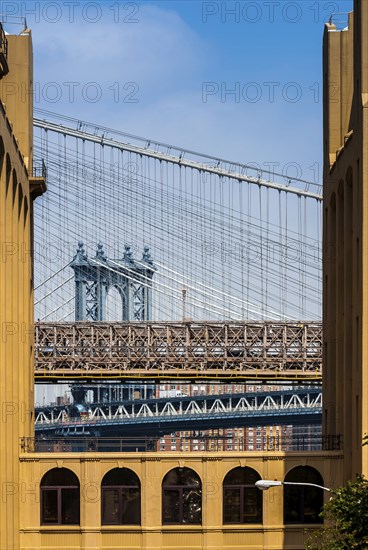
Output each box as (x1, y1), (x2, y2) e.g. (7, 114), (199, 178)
(283, 481), (331, 492)
(255, 479), (332, 492)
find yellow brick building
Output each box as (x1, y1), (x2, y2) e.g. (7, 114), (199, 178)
(323, 0), (368, 482)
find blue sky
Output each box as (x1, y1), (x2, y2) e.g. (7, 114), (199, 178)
(4, 0), (353, 181)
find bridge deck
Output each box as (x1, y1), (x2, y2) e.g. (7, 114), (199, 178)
(34, 321), (322, 382)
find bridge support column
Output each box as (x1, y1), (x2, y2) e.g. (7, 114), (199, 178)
(71, 242), (155, 321)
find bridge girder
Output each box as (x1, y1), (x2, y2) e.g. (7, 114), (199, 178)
(34, 321), (322, 382)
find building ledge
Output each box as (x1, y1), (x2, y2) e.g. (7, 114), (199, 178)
(30, 176), (47, 200)
(329, 130), (354, 174)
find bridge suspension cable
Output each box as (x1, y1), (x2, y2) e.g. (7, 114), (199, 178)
(33, 111), (322, 322)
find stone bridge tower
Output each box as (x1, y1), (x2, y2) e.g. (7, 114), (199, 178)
(70, 242), (155, 321)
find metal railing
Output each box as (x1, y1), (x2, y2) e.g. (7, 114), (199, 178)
(21, 434), (342, 454)
(33, 158), (47, 180)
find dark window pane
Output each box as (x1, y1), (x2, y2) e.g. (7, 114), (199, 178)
(163, 468), (200, 487)
(42, 468), (79, 487)
(284, 486), (302, 523)
(284, 467), (323, 524)
(102, 488), (120, 525)
(61, 488), (80, 525)
(243, 488), (262, 523)
(121, 488), (141, 525)
(224, 467), (260, 486)
(102, 468), (140, 487)
(162, 489), (180, 524)
(182, 488), (202, 524)
(285, 466), (323, 485)
(42, 489), (58, 524)
(303, 487), (323, 524)
(223, 488), (241, 523)
(223, 468), (263, 525)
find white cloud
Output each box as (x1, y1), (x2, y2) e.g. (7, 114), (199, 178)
(30, 2), (321, 182)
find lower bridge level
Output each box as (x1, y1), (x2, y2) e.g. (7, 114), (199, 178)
(35, 387), (323, 437)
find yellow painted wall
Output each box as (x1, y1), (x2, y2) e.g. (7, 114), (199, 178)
(18, 451), (343, 550)
(323, 0), (368, 481)
(0, 29), (42, 549)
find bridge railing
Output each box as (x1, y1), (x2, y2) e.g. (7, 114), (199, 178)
(21, 434), (342, 453)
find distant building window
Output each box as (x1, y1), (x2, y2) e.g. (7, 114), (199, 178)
(101, 468), (140, 525)
(284, 466), (324, 524)
(41, 468), (80, 525)
(223, 467), (262, 524)
(162, 468), (202, 525)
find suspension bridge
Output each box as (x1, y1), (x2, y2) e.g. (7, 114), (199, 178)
(32, 109), (323, 386)
(33, 109), (322, 328)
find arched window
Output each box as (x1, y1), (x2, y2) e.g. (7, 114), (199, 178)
(23, 197), (28, 227)
(40, 468), (80, 525)
(0, 138), (4, 179)
(223, 467), (262, 524)
(162, 467), (202, 525)
(101, 468), (141, 525)
(5, 154), (11, 196)
(284, 466), (324, 524)
(18, 183), (23, 218)
(12, 169), (17, 207)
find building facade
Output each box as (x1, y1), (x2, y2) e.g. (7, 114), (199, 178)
(323, 0), (368, 482)
(0, 26), (46, 550)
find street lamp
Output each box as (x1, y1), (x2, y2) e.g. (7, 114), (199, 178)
(255, 480), (331, 492)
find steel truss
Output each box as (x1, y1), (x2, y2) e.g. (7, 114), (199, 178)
(34, 321), (322, 382)
(35, 391), (322, 427)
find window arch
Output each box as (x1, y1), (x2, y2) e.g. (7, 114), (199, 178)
(18, 183), (23, 219)
(12, 169), (17, 207)
(101, 468), (141, 525)
(5, 154), (11, 196)
(40, 468), (80, 525)
(162, 467), (202, 525)
(223, 467), (262, 524)
(0, 138), (4, 180)
(23, 197), (28, 227)
(284, 466), (324, 524)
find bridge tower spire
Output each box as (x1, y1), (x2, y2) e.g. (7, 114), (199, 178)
(71, 242), (155, 321)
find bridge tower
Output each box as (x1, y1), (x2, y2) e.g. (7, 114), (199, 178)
(70, 242), (155, 321)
